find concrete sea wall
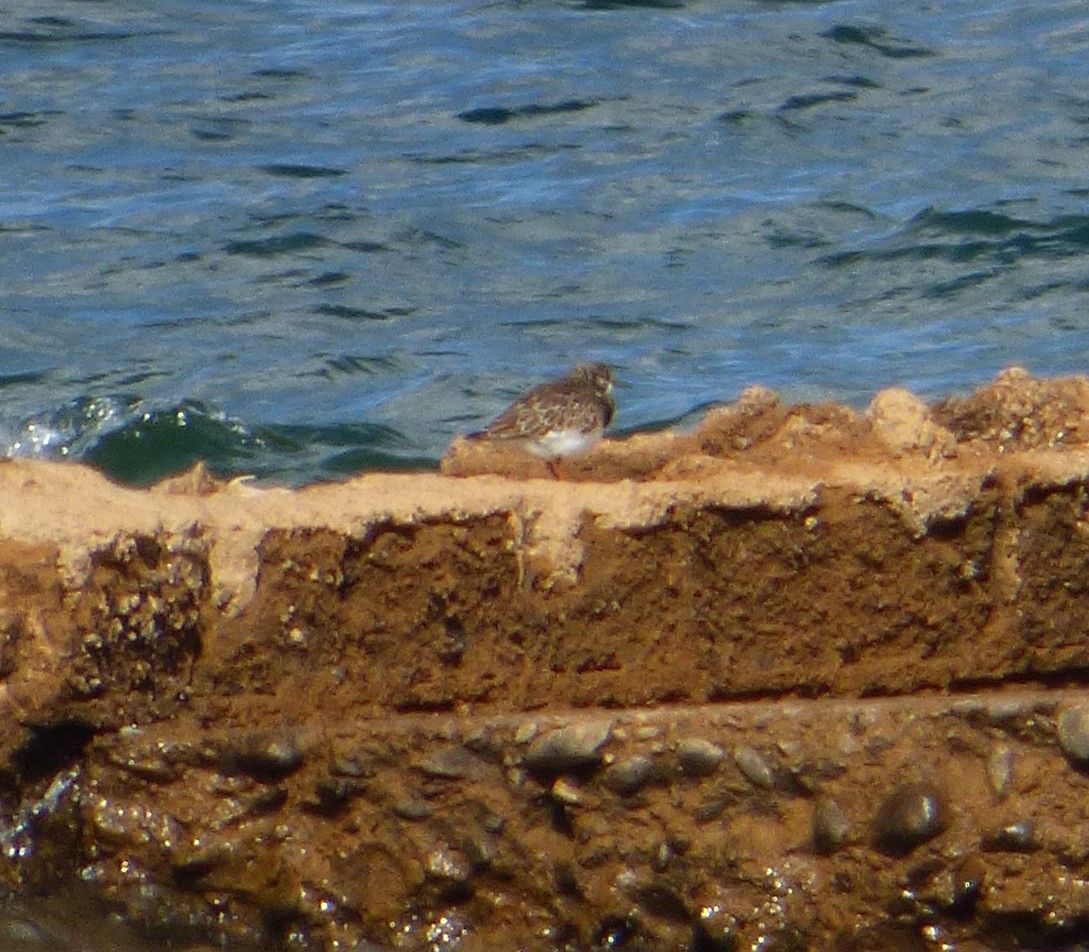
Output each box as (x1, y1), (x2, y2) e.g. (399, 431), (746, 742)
(4, 368), (1089, 949)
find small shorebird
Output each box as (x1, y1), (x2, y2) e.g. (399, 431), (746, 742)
(469, 362), (615, 474)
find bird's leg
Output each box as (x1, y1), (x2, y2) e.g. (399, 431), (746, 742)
(547, 458), (562, 480)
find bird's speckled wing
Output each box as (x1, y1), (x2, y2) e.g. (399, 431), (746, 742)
(482, 382), (607, 440)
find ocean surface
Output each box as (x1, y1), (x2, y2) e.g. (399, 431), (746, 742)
(5, 0), (1089, 487)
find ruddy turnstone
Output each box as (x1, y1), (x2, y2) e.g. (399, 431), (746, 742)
(469, 362), (615, 472)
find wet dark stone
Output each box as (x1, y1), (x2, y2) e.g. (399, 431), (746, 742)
(13, 721), (96, 784)
(245, 784), (288, 814)
(313, 776), (366, 813)
(635, 883), (691, 922)
(223, 733), (304, 781)
(171, 841), (227, 884)
(873, 782), (948, 855)
(981, 820), (1039, 853)
(692, 907), (737, 952)
(952, 855), (987, 912)
(594, 913), (638, 949)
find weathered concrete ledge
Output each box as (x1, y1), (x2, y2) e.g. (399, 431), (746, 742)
(5, 368), (1089, 950)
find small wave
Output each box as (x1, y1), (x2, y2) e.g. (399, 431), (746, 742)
(0, 111), (52, 132)
(223, 232), (331, 257)
(0, 16), (142, 45)
(457, 99), (599, 125)
(577, 0), (684, 9)
(6, 398), (432, 487)
(313, 304), (417, 321)
(258, 164), (349, 179)
(821, 25), (935, 59)
(6, 395), (138, 462)
(819, 208), (1089, 276)
(779, 90), (858, 113)
(82, 403), (268, 485)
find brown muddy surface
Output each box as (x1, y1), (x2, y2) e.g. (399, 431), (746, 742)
(6, 368), (1089, 950)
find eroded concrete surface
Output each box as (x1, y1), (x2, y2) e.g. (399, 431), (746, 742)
(6, 369), (1089, 950)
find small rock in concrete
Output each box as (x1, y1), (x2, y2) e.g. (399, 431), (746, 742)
(513, 721), (539, 745)
(981, 820), (1039, 853)
(330, 754), (370, 778)
(393, 799), (431, 820)
(677, 738), (725, 776)
(733, 746), (775, 789)
(874, 782), (949, 854)
(425, 848), (471, 883)
(314, 776), (365, 813)
(525, 721), (612, 774)
(418, 745), (475, 780)
(953, 855), (986, 909)
(693, 797), (730, 822)
(223, 733), (304, 781)
(652, 840), (673, 872)
(1057, 703), (1089, 762)
(602, 756), (654, 796)
(551, 778), (583, 806)
(812, 797), (851, 853)
(986, 746), (1012, 798)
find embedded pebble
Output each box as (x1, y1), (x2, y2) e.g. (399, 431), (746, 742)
(225, 734), (303, 780)
(873, 782), (949, 854)
(953, 855), (986, 909)
(114, 753), (178, 784)
(425, 848), (471, 883)
(693, 902), (737, 949)
(733, 746), (775, 789)
(330, 755), (369, 778)
(551, 778), (583, 806)
(393, 799), (432, 820)
(693, 797), (729, 822)
(1057, 703), (1089, 762)
(652, 840), (673, 872)
(314, 776), (365, 812)
(986, 747), (1012, 798)
(602, 756), (654, 796)
(525, 722), (612, 774)
(812, 797), (851, 853)
(677, 738), (725, 776)
(513, 721), (539, 745)
(981, 820), (1039, 853)
(464, 830), (498, 867)
(418, 745), (475, 780)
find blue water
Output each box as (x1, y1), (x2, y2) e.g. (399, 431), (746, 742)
(5, 0), (1089, 485)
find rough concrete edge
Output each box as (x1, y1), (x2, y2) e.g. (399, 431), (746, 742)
(7, 444), (1089, 613)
